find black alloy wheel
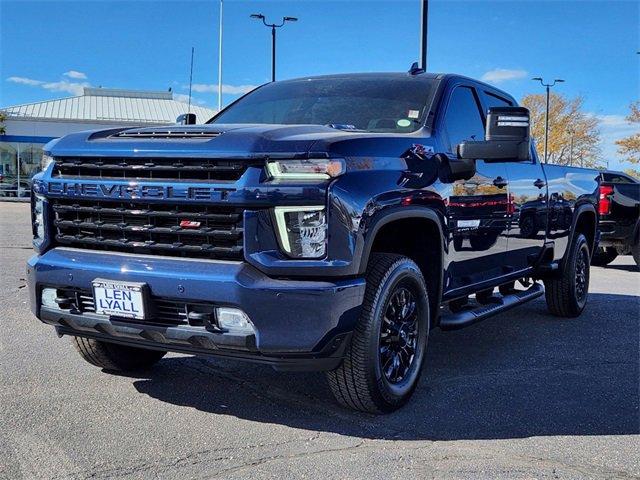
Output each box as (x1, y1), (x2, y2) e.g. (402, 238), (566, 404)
(379, 284), (419, 385)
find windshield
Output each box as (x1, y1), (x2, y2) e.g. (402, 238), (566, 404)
(209, 76), (436, 133)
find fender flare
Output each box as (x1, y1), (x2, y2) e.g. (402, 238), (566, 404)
(563, 203), (597, 270)
(357, 206), (446, 320)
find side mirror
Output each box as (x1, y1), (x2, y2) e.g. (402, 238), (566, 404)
(458, 107), (531, 162)
(176, 113), (196, 125)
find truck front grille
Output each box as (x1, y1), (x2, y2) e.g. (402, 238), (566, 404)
(53, 157), (253, 182)
(52, 199), (244, 260)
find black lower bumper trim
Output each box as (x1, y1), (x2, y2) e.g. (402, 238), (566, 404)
(40, 307), (350, 371)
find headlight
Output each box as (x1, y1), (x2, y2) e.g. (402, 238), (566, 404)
(274, 206), (327, 258)
(41, 153), (54, 171)
(33, 194), (45, 243)
(267, 158), (345, 180)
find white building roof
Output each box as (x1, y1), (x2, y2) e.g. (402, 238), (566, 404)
(1, 87), (216, 125)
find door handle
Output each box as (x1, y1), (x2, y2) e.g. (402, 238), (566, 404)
(493, 176), (508, 188)
(533, 178), (547, 189)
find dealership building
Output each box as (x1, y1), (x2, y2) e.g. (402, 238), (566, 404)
(0, 87), (215, 196)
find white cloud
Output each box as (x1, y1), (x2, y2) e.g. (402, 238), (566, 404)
(7, 74), (90, 96)
(7, 76), (44, 86)
(481, 68), (528, 84)
(190, 83), (257, 94)
(592, 113), (637, 169)
(63, 70), (87, 80)
(41, 80), (90, 96)
(173, 93), (208, 106)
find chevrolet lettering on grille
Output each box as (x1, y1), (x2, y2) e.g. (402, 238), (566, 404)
(46, 181), (236, 201)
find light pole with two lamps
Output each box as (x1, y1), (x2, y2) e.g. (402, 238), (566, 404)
(250, 14), (298, 82)
(532, 77), (565, 163)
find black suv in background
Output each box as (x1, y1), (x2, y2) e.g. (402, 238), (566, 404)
(592, 171), (640, 267)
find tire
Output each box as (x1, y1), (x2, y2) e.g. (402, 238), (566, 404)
(72, 337), (166, 371)
(475, 288), (495, 304)
(519, 215), (539, 238)
(326, 253), (430, 413)
(469, 233), (497, 251)
(591, 246), (618, 266)
(632, 242), (640, 268)
(544, 233), (591, 317)
(499, 281), (516, 296)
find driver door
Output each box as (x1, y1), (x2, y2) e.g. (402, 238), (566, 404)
(441, 85), (510, 292)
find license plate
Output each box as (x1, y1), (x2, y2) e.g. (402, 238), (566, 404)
(92, 279), (147, 320)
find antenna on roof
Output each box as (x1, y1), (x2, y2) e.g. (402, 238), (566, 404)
(188, 46), (195, 113)
(408, 62), (425, 75)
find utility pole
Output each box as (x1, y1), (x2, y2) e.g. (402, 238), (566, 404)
(217, 0), (223, 112)
(532, 77), (565, 163)
(188, 47), (194, 114)
(250, 13), (298, 82)
(419, 0), (428, 70)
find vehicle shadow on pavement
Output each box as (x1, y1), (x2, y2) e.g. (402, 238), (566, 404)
(596, 264), (639, 273)
(131, 293), (639, 441)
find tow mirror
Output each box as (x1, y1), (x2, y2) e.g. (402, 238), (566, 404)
(176, 113), (196, 125)
(458, 107), (531, 162)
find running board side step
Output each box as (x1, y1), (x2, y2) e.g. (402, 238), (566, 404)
(439, 283), (545, 331)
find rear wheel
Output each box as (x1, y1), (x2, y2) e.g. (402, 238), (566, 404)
(519, 214), (539, 238)
(326, 253), (429, 413)
(72, 337), (166, 371)
(591, 246), (618, 266)
(632, 242), (640, 268)
(544, 233), (590, 317)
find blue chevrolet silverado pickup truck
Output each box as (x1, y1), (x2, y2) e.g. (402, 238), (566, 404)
(28, 71), (600, 413)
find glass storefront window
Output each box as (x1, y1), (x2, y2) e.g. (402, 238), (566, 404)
(0, 141), (45, 198)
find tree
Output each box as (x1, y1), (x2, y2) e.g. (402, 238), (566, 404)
(616, 101), (640, 165)
(0, 111), (5, 135)
(521, 93), (601, 167)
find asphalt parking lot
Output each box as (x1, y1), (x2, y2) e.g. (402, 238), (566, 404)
(1, 201), (638, 480)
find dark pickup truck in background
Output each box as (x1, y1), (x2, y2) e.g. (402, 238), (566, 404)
(592, 171), (640, 267)
(28, 72), (600, 413)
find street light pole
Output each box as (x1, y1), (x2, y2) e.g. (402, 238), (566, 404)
(250, 14), (298, 82)
(419, 0), (428, 70)
(217, 0), (223, 112)
(532, 77), (565, 164)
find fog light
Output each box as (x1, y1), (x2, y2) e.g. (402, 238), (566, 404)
(41, 288), (58, 308)
(216, 307), (255, 334)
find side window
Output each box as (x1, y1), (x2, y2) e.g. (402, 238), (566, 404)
(443, 87), (485, 153)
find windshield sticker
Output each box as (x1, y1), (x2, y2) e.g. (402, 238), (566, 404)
(408, 110), (420, 119)
(397, 119), (411, 127)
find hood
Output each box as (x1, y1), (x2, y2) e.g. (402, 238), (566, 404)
(46, 123), (381, 159)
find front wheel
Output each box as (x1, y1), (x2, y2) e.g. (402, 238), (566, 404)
(544, 233), (591, 317)
(72, 337), (166, 371)
(326, 253), (430, 413)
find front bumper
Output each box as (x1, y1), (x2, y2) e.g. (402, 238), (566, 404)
(28, 248), (366, 371)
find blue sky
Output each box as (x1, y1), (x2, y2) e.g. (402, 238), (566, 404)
(1, 0), (638, 168)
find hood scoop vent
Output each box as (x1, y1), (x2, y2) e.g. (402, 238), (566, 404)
(112, 129), (222, 139)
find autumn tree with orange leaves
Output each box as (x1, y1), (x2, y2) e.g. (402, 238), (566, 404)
(521, 93), (601, 167)
(616, 101), (640, 178)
